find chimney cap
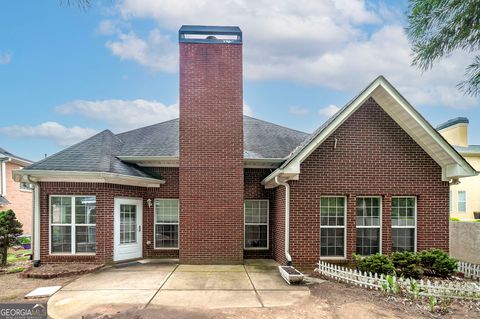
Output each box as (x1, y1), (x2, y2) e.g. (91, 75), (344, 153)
(436, 117), (469, 131)
(179, 25), (242, 44)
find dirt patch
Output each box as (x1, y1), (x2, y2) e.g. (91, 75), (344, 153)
(80, 280), (480, 319)
(0, 272), (80, 303)
(20, 263), (104, 279)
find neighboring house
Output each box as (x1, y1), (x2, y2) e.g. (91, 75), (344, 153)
(13, 26), (477, 268)
(438, 118), (480, 220)
(0, 147), (33, 235)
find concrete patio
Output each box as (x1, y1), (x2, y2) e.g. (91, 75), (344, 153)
(47, 259), (311, 319)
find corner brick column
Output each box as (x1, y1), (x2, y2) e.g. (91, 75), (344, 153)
(382, 195), (392, 255)
(346, 194), (357, 259)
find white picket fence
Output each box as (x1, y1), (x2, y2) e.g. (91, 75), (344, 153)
(316, 261), (480, 300)
(458, 261), (480, 280)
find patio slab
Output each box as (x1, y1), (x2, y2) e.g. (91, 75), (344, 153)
(48, 289), (156, 319)
(150, 290), (261, 309)
(248, 272), (309, 290)
(63, 269), (172, 290)
(162, 271), (253, 290)
(176, 264), (245, 272)
(244, 259), (279, 272)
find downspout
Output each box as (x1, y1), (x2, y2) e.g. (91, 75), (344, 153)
(275, 176), (292, 266)
(1, 158), (11, 196)
(27, 176), (41, 267)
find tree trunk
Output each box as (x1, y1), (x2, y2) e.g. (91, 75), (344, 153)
(0, 244), (7, 266)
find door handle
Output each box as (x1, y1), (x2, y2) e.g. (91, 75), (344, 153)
(138, 225), (142, 232)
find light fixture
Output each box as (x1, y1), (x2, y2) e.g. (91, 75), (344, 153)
(147, 198), (152, 208)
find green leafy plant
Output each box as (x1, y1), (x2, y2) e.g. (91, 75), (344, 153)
(428, 295), (438, 312)
(409, 279), (422, 300)
(18, 236), (31, 245)
(419, 249), (457, 278)
(391, 251), (423, 279)
(5, 266), (25, 274)
(356, 253), (396, 275)
(0, 210), (23, 266)
(449, 217), (460, 222)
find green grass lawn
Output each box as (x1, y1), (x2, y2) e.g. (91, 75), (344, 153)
(7, 249), (31, 263)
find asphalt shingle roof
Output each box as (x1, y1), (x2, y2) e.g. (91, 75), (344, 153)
(0, 196), (10, 206)
(23, 116), (310, 179)
(0, 147), (32, 163)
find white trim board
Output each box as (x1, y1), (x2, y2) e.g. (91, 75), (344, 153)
(262, 76), (477, 188)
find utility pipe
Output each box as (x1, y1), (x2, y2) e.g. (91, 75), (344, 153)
(27, 176), (41, 267)
(275, 176), (292, 266)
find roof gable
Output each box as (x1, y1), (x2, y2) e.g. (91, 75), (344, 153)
(263, 76), (477, 188)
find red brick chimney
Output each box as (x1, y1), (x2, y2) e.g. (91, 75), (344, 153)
(178, 25), (244, 264)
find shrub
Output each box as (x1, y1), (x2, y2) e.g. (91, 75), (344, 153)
(0, 210), (23, 266)
(355, 253), (395, 275)
(391, 251), (423, 278)
(449, 217), (460, 222)
(419, 249), (457, 278)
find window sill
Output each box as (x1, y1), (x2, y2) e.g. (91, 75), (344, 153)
(244, 248), (270, 251)
(49, 253), (96, 256)
(320, 257), (347, 261)
(20, 189), (33, 193)
(153, 247), (179, 250)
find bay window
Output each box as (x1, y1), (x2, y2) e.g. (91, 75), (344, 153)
(50, 195), (96, 254)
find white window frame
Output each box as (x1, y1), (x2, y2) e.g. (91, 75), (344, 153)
(49, 195), (96, 255)
(457, 191), (467, 213)
(449, 191), (453, 213)
(154, 199), (180, 250)
(319, 196), (347, 260)
(391, 196), (417, 253)
(244, 199), (269, 250)
(19, 181), (33, 192)
(355, 196), (382, 255)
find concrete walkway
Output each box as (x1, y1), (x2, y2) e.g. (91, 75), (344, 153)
(48, 259), (310, 319)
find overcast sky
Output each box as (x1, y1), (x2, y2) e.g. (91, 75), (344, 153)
(1, 0), (479, 161)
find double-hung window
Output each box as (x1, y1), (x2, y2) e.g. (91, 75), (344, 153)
(244, 200), (269, 249)
(154, 199), (179, 249)
(356, 197), (381, 255)
(457, 191), (466, 213)
(50, 196), (96, 254)
(392, 197), (416, 252)
(320, 197), (346, 258)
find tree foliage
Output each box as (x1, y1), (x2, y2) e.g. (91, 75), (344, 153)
(0, 210), (23, 266)
(407, 0), (480, 96)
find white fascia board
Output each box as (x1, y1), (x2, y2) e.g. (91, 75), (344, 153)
(12, 169), (164, 187)
(262, 76), (477, 187)
(376, 80), (477, 180)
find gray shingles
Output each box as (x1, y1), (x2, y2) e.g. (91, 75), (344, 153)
(22, 116), (310, 179)
(0, 196), (10, 206)
(0, 147), (32, 163)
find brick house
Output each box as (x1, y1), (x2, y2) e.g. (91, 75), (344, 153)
(13, 26), (477, 268)
(0, 147), (33, 234)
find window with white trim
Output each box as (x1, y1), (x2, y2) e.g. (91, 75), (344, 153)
(449, 191), (453, 213)
(244, 200), (269, 249)
(20, 182), (33, 191)
(154, 199), (179, 248)
(50, 196), (96, 254)
(356, 197), (381, 255)
(457, 191), (466, 213)
(392, 197), (416, 252)
(320, 197), (346, 258)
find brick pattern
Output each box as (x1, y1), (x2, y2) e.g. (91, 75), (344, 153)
(38, 167), (179, 264)
(179, 42), (244, 264)
(288, 98), (449, 269)
(0, 162), (33, 234)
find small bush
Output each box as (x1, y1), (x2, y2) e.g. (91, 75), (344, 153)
(355, 253), (395, 275)
(391, 251), (423, 279)
(419, 249), (457, 278)
(449, 217), (460, 222)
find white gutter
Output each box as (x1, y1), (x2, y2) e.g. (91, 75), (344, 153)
(1, 158), (11, 196)
(274, 176), (292, 265)
(27, 176), (41, 267)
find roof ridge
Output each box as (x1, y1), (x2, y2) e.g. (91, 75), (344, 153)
(116, 118), (179, 137)
(245, 115), (310, 135)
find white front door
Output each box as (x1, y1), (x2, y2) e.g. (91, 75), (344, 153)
(114, 198), (143, 262)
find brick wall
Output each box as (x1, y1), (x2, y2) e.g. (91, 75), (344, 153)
(38, 167), (179, 264)
(179, 41), (244, 264)
(288, 98), (449, 269)
(1, 162), (33, 234)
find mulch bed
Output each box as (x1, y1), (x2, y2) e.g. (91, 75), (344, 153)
(20, 263), (104, 279)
